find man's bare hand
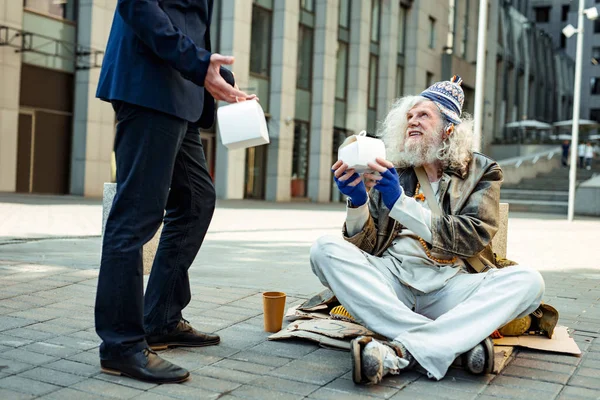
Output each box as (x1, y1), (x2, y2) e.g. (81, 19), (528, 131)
(205, 54), (258, 103)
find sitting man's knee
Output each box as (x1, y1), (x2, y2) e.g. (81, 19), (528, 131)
(512, 266), (545, 300)
(310, 235), (342, 263)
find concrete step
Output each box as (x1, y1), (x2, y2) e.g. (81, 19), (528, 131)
(500, 189), (568, 202)
(500, 198), (568, 214)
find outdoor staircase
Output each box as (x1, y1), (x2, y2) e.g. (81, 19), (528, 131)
(501, 163), (600, 214)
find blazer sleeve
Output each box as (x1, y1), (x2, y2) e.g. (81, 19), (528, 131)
(430, 163), (503, 258)
(117, 0), (211, 86)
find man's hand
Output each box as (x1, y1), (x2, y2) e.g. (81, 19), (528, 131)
(205, 54), (258, 103)
(332, 160), (368, 207)
(365, 158), (403, 210)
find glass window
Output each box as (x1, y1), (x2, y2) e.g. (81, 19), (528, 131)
(249, 5), (272, 77)
(426, 72), (434, 89)
(595, 19), (600, 33)
(590, 108), (600, 122)
(398, 6), (407, 55)
(592, 47), (600, 64)
(368, 55), (378, 109)
(24, 0), (76, 20)
(462, 0), (469, 58)
(301, 0), (314, 13)
(370, 0), (381, 43)
(253, 0), (273, 9)
(429, 17), (436, 49)
(396, 66), (404, 98)
(292, 121), (310, 182)
(335, 41), (348, 100)
(297, 25), (313, 90)
(591, 77), (600, 95)
(339, 0), (350, 28)
(533, 6), (551, 23)
(562, 5), (569, 21)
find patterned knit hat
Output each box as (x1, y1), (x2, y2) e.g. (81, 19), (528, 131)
(420, 75), (464, 125)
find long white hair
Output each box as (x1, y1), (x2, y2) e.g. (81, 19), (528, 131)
(378, 96), (474, 171)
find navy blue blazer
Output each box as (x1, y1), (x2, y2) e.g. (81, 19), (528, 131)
(96, 0), (221, 127)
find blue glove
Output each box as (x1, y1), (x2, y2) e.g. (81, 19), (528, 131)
(333, 171), (368, 207)
(373, 168), (403, 210)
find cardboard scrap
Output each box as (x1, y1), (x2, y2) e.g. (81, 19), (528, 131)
(492, 326), (581, 355)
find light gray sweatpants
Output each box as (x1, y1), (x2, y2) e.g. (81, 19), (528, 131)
(310, 235), (545, 380)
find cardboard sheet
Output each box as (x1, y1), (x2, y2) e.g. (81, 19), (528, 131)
(492, 326), (581, 355)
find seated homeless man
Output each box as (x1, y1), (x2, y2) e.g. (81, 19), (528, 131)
(310, 76), (545, 384)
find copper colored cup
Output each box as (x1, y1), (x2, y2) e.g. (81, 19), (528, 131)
(262, 291), (286, 333)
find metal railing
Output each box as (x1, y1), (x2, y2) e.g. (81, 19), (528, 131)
(497, 146), (562, 169)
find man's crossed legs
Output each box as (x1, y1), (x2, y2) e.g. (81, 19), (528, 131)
(310, 235), (545, 381)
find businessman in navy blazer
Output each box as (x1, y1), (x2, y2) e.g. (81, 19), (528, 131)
(95, 0), (255, 384)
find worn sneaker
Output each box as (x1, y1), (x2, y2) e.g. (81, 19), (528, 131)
(462, 337), (494, 375)
(350, 336), (412, 385)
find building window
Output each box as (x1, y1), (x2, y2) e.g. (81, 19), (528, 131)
(398, 6), (407, 55)
(426, 72), (434, 88)
(560, 33), (566, 49)
(429, 17), (436, 49)
(300, 0), (314, 13)
(292, 121), (310, 196)
(335, 42), (349, 100)
(590, 109), (600, 122)
(591, 77), (600, 95)
(595, 19), (600, 33)
(368, 55), (378, 109)
(462, 0), (470, 58)
(249, 6), (272, 77)
(339, 0), (350, 29)
(24, 0), (77, 21)
(592, 47), (600, 65)
(562, 5), (569, 21)
(396, 66), (404, 98)
(371, 0), (381, 43)
(297, 25), (313, 90)
(533, 6), (551, 23)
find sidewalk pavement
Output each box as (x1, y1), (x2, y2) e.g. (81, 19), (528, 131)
(0, 193), (599, 399)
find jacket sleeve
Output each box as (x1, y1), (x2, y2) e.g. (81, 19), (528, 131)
(342, 190), (379, 253)
(430, 163), (503, 258)
(117, 0), (211, 86)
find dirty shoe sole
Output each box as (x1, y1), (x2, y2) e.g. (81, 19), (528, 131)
(149, 337), (220, 351)
(100, 367), (190, 384)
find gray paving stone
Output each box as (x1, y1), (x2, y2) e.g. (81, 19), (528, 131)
(38, 387), (111, 399)
(482, 383), (561, 400)
(311, 386), (387, 400)
(568, 375), (600, 390)
(71, 378), (144, 398)
(183, 375), (242, 393)
(178, 344), (239, 359)
(130, 393), (179, 400)
(194, 366), (261, 384)
(0, 334), (33, 348)
(68, 330), (101, 342)
(250, 339), (319, 359)
(213, 359), (275, 375)
(0, 316), (36, 332)
(573, 367), (600, 379)
(0, 357), (34, 375)
(556, 385), (600, 399)
(502, 364), (571, 385)
(0, 388), (35, 399)
(19, 367), (86, 387)
(22, 342), (82, 358)
(517, 351), (582, 366)
(45, 359), (100, 377)
(269, 361), (346, 386)
(1, 348), (58, 365)
(7, 310), (56, 322)
(0, 376), (61, 396)
(251, 375), (319, 396)
(66, 350), (100, 366)
(510, 357), (577, 374)
(25, 323), (79, 336)
(160, 349), (221, 371)
(2, 328), (56, 341)
(94, 372), (158, 391)
(215, 323), (269, 350)
(230, 384), (302, 400)
(492, 375), (564, 393)
(44, 335), (99, 351)
(229, 350), (292, 367)
(580, 357), (600, 369)
(44, 317), (93, 330)
(149, 382), (219, 399)
(321, 377), (399, 399)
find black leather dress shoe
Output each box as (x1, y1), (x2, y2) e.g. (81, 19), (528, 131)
(147, 319), (220, 351)
(100, 348), (189, 384)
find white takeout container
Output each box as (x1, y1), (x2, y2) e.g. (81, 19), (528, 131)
(217, 99), (270, 150)
(337, 130), (386, 173)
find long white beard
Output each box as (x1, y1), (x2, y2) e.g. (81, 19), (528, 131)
(396, 134), (442, 167)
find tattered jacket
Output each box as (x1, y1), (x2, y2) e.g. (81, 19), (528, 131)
(343, 152), (503, 272)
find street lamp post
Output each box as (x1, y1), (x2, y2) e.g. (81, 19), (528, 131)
(563, 1), (599, 221)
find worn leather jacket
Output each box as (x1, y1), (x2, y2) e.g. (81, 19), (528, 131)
(343, 152), (503, 272)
